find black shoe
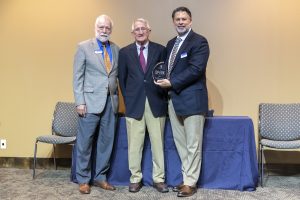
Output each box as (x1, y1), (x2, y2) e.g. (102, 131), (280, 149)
(153, 182), (169, 193)
(129, 182), (143, 193)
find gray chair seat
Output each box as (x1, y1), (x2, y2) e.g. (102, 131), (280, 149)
(259, 103), (300, 187)
(33, 102), (78, 179)
(261, 138), (300, 149)
(37, 135), (76, 144)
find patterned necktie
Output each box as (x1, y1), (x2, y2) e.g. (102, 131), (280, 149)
(139, 46), (146, 73)
(167, 37), (182, 78)
(102, 43), (111, 73)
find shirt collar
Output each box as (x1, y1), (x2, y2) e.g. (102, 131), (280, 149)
(96, 38), (110, 48)
(177, 28), (191, 42)
(136, 41), (149, 49)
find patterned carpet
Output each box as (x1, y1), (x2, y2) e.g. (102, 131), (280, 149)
(1, 168), (300, 200)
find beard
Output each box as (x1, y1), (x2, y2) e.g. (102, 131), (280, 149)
(96, 33), (110, 43)
(176, 27), (189, 36)
(175, 23), (192, 36)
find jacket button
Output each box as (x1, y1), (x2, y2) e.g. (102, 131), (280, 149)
(144, 80), (147, 83)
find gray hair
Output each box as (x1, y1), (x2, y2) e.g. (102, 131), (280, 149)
(95, 14), (114, 28)
(131, 18), (151, 32)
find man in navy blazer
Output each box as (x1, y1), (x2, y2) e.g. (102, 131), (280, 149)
(155, 7), (210, 197)
(118, 18), (168, 193)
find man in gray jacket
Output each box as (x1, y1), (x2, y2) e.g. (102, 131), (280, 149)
(73, 14), (119, 194)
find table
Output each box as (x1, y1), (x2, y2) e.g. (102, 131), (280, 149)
(71, 116), (258, 191)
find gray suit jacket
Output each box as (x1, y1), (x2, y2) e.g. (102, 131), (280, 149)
(73, 38), (119, 114)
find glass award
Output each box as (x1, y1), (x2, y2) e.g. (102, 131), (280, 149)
(152, 62), (167, 81)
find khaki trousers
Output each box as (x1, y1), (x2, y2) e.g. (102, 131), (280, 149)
(126, 98), (166, 183)
(168, 100), (205, 186)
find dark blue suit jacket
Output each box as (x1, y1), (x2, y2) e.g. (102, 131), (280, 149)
(118, 41), (168, 119)
(167, 30), (210, 116)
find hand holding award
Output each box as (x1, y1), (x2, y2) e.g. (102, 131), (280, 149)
(152, 62), (167, 82)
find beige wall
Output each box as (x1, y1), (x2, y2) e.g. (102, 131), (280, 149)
(0, 0), (300, 161)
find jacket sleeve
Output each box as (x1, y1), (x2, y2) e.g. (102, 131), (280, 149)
(118, 49), (128, 102)
(73, 44), (86, 106)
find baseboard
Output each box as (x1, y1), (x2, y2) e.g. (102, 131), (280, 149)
(0, 157), (72, 169)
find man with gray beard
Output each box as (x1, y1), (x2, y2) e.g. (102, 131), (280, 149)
(73, 14), (120, 194)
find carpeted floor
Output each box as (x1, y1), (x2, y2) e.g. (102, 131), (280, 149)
(1, 168), (300, 200)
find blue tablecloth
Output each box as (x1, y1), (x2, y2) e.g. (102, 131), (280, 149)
(71, 116), (258, 191)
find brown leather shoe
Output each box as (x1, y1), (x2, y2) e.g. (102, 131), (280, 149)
(177, 185), (197, 197)
(129, 182), (143, 193)
(79, 183), (90, 194)
(153, 182), (169, 193)
(172, 183), (184, 192)
(94, 181), (116, 191)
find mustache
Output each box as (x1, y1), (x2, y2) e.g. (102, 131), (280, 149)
(99, 33), (109, 37)
(96, 33), (111, 42)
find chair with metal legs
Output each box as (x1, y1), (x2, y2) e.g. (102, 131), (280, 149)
(33, 102), (78, 179)
(259, 103), (300, 187)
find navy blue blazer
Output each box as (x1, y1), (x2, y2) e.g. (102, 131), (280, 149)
(167, 30), (210, 116)
(118, 41), (168, 119)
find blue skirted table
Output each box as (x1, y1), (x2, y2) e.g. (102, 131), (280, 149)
(71, 116), (258, 191)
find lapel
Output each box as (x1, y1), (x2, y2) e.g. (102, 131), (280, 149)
(110, 42), (117, 72)
(145, 41), (155, 74)
(166, 37), (176, 66)
(91, 38), (106, 73)
(172, 30), (194, 69)
(129, 43), (144, 74)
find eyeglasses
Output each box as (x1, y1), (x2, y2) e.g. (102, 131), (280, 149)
(133, 27), (148, 33)
(96, 26), (111, 31)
